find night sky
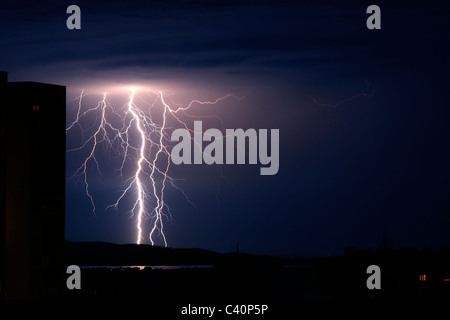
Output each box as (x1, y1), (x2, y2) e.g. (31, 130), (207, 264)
(1, 0), (449, 256)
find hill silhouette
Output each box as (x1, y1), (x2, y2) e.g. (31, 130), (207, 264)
(64, 242), (450, 300)
(64, 241), (290, 267)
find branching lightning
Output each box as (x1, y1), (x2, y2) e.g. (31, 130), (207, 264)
(66, 87), (240, 246)
(305, 79), (374, 108)
(67, 80), (370, 247)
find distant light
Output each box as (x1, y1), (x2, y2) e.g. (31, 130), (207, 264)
(419, 274), (426, 281)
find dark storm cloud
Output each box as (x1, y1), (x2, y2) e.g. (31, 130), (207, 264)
(0, 0), (378, 79)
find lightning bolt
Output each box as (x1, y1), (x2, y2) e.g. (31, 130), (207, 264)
(125, 89), (146, 244)
(305, 79), (374, 108)
(67, 87), (241, 246)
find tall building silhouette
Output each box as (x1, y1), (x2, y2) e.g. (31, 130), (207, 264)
(0, 72), (65, 298)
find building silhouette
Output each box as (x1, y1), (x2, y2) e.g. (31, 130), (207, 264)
(0, 72), (65, 298)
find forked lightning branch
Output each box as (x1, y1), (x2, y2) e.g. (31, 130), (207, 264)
(66, 88), (279, 246)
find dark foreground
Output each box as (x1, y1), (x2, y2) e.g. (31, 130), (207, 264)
(61, 243), (450, 300)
